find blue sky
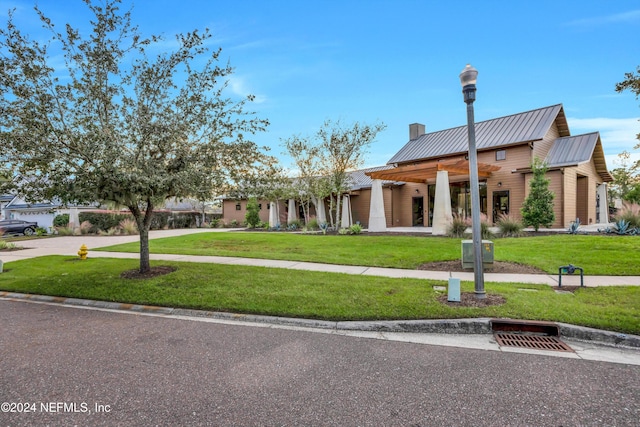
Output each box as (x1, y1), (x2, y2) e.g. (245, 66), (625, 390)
(4, 0), (640, 170)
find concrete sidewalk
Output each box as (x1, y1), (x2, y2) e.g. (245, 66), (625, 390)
(1, 228), (639, 287)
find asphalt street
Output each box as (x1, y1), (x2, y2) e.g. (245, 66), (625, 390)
(1, 300), (639, 427)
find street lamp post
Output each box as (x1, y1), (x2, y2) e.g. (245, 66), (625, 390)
(459, 64), (485, 299)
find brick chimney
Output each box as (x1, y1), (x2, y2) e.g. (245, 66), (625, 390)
(409, 123), (425, 140)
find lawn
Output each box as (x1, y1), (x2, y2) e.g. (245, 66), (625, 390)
(1, 256), (638, 334)
(97, 232), (640, 275)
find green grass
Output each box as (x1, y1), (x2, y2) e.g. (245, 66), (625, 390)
(1, 256), (638, 335)
(97, 232), (640, 275)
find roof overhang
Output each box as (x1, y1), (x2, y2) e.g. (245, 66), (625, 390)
(365, 159), (500, 183)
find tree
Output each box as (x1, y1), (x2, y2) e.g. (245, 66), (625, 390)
(0, 0), (268, 273)
(313, 120), (386, 227)
(614, 66), (640, 204)
(244, 197), (261, 228)
(521, 158), (555, 231)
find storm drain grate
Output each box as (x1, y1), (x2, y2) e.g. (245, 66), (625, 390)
(494, 333), (574, 352)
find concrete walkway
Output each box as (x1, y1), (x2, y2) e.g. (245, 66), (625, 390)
(1, 227), (639, 287)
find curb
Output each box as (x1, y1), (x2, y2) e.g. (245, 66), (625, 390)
(1, 291), (639, 349)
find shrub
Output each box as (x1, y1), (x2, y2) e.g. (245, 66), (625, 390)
(119, 218), (138, 235)
(210, 218), (221, 228)
(566, 218), (581, 235)
(0, 240), (19, 250)
(35, 227), (48, 236)
(338, 227), (350, 235)
(497, 213), (524, 237)
(287, 219), (302, 230)
(521, 158), (555, 231)
(446, 215), (467, 238)
(617, 202), (640, 229)
(349, 224), (363, 235)
(245, 197), (261, 228)
(79, 212), (132, 233)
(79, 221), (93, 235)
(306, 219), (319, 230)
(53, 214), (69, 227)
(55, 226), (75, 236)
(229, 219), (239, 228)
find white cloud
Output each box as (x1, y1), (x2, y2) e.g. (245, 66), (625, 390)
(228, 75), (267, 104)
(567, 117), (639, 152)
(566, 9), (640, 27)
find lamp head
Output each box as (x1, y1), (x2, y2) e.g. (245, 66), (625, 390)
(459, 64), (478, 87)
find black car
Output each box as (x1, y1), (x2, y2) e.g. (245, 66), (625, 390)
(0, 219), (38, 236)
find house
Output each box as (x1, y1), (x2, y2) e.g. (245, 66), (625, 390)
(364, 104), (612, 232)
(221, 104), (613, 232)
(0, 195), (97, 229)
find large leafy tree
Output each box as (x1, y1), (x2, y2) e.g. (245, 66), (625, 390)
(613, 66), (640, 204)
(0, 0), (268, 273)
(521, 158), (555, 231)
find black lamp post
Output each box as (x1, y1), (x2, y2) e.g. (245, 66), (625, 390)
(459, 64), (485, 299)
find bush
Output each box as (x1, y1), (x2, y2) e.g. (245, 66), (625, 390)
(306, 218), (319, 230)
(79, 212), (132, 233)
(229, 219), (239, 228)
(55, 226), (75, 236)
(245, 197), (261, 228)
(210, 218), (221, 228)
(446, 215), (467, 238)
(79, 221), (93, 235)
(119, 218), (138, 235)
(287, 219), (302, 230)
(53, 214), (69, 227)
(497, 214), (524, 237)
(349, 224), (363, 235)
(617, 202), (640, 229)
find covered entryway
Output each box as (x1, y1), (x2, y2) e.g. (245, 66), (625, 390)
(412, 197), (424, 226)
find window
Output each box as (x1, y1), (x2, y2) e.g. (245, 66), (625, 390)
(496, 150), (506, 161)
(258, 204), (262, 210)
(235, 203), (241, 211)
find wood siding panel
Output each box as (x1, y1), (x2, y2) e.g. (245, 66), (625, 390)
(533, 121), (560, 160)
(563, 168), (577, 227)
(350, 192), (370, 227)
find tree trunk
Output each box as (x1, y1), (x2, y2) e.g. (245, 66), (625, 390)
(139, 225), (151, 273)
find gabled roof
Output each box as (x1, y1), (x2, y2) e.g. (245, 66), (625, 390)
(545, 132), (613, 182)
(388, 104), (569, 165)
(348, 165), (401, 190)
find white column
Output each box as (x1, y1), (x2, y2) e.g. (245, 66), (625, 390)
(269, 201), (278, 227)
(287, 198), (297, 224)
(368, 179), (386, 232)
(313, 197), (327, 225)
(597, 183), (609, 225)
(69, 207), (80, 233)
(431, 170), (452, 235)
(341, 195), (352, 228)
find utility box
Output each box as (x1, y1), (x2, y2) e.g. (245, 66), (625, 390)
(447, 277), (461, 302)
(461, 240), (494, 269)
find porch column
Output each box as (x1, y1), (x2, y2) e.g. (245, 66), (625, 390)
(597, 183), (609, 224)
(69, 207), (80, 233)
(341, 195), (352, 228)
(432, 170), (452, 235)
(368, 179), (386, 232)
(313, 197), (327, 225)
(287, 199), (297, 224)
(269, 201), (278, 227)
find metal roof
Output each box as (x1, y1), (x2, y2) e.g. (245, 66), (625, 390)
(348, 165), (399, 190)
(388, 104), (568, 165)
(545, 132), (613, 182)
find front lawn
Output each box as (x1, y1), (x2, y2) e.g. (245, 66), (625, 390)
(1, 256), (638, 334)
(96, 232), (640, 275)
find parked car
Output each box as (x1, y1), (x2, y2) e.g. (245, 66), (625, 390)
(0, 219), (38, 236)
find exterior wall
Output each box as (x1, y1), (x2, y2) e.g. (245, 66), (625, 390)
(533, 120), (560, 160)
(221, 199), (284, 226)
(479, 144), (531, 223)
(383, 187), (394, 227)
(546, 170), (564, 228)
(389, 182), (426, 227)
(562, 168), (577, 227)
(350, 191), (370, 227)
(575, 159), (605, 225)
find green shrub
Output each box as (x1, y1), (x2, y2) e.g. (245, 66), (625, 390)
(287, 219), (302, 230)
(229, 219), (239, 228)
(617, 203), (640, 229)
(497, 213), (524, 237)
(79, 212), (132, 233)
(35, 227), (48, 236)
(349, 224), (363, 235)
(446, 215), (467, 238)
(53, 214), (69, 227)
(245, 197), (261, 228)
(119, 218), (138, 235)
(306, 218), (319, 230)
(210, 218), (221, 228)
(55, 226), (75, 236)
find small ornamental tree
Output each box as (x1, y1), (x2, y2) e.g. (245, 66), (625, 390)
(521, 158), (555, 231)
(244, 197), (261, 228)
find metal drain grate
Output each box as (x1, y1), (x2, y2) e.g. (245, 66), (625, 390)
(494, 333), (574, 352)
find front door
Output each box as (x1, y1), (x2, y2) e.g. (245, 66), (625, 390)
(412, 197), (424, 226)
(492, 191), (509, 223)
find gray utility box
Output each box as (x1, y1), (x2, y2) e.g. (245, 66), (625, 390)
(461, 240), (494, 269)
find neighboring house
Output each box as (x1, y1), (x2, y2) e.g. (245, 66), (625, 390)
(224, 104), (614, 231)
(1, 195), (97, 229)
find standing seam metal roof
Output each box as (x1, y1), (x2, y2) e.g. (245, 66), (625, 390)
(545, 132), (599, 167)
(388, 104), (565, 165)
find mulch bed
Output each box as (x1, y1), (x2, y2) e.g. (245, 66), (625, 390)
(419, 260), (547, 274)
(120, 266), (177, 279)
